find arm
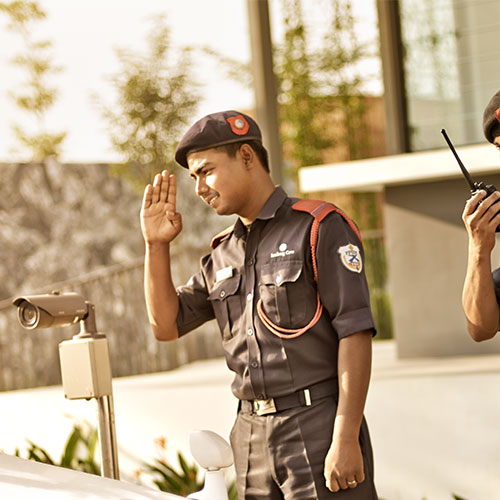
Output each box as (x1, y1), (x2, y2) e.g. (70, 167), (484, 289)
(462, 190), (500, 341)
(141, 171), (183, 341)
(324, 330), (372, 492)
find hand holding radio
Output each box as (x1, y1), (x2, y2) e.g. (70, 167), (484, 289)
(441, 129), (500, 234)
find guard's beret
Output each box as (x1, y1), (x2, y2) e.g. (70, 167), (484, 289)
(175, 110), (262, 168)
(482, 90), (500, 143)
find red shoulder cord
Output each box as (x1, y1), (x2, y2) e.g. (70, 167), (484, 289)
(256, 200), (361, 339)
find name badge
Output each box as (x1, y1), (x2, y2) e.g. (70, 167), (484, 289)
(216, 266), (233, 283)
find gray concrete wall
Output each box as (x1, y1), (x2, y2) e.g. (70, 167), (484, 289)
(384, 174), (500, 357)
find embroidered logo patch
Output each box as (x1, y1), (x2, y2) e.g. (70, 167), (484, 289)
(227, 115), (250, 135)
(338, 244), (362, 273)
(271, 243), (295, 259)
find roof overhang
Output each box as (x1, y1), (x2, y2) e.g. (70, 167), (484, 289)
(298, 144), (500, 193)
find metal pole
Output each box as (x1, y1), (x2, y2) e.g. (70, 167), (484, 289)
(247, 0), (283, 185)
(96, 394), (120, 479)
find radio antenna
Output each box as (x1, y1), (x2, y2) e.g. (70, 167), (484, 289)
(441, 129), (475, 190)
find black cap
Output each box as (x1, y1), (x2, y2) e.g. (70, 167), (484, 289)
(482, 90), (500, 144)
(175, 110), (262, 168)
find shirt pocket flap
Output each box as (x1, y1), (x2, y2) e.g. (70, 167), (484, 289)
(261, 260), (303, 287)
(209, 273), (241, 301)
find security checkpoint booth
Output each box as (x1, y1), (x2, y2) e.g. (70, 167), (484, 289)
(299, 143), (500, 358)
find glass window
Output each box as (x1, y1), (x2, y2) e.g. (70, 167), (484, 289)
(399, 0), (500, 150)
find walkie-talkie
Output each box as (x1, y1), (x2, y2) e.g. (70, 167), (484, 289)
(441, 128), (497, 196)
(441, 128), (500, 231)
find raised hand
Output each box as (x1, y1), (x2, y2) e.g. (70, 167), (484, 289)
(462, 189), (500, 254)
(140, 170), (183, 245)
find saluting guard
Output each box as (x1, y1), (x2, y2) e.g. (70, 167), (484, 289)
(140, 110), (378, 499)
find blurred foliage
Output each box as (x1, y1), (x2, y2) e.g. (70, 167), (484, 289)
(137, 435), (238, 499)
(351, 192), (393, 340)
(17, 427), (237, 499)
(100, 15), (231, 251)
(0, 0), (66, 160)
(205, 0), (376, 185)
(144, 453), (203, 495)
(101, 16), (199, 192)
(15, 419), (99, 475)
(276, 0), (375, 181)
(275, 0), (332, 175)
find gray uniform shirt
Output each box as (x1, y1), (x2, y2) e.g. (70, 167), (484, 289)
(176, 187), (376, 401)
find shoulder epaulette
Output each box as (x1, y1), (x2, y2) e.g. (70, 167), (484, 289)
(210, 225), (234, 249)
(291, 199), (362, 244)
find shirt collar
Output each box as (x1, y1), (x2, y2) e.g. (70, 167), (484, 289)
(233, 186), (288, 239)
(256, 186), (288, 221)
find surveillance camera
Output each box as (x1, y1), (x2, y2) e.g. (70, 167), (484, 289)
(12, 292), (88, 330)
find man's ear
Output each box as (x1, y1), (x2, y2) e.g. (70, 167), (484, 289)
(239, 144), (254, 169)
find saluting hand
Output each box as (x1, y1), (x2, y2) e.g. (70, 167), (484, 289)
(462, 190), (500, 254)
(140, 170), (183, 245)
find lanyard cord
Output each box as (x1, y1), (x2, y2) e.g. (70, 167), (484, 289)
(256, 200), (362, 340)
(256, 217), (322, 339)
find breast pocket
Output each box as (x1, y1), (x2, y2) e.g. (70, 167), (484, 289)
(208, 273), (242, 340)
(259, 260), (306, 328)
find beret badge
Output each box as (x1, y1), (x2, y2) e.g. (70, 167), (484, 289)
(227, 115), (250, 136)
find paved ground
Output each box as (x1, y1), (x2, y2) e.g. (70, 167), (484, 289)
(1, 340), (500, 499)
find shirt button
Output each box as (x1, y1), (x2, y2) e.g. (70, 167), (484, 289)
(220, 290), (226, 298)
(247, 258), (254, 266)
(257, 394), (265, 400)
(251, 361), (258, 368)
(247, 329), (254, 336)
(246, 292), (253, 302)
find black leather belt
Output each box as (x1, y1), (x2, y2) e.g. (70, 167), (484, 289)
(240, 378), (338, 416)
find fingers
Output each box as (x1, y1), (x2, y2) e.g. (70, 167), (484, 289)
(463, 190), (500, 230)
(325, 469), (365, 492)
(166, 171), (177, 210)
(167, 210), (182, 231)
(146, 170), (177, 207)
(141, 183), (154, 210)
(463, 190), (486, 218)
(152, 172), (164, 204)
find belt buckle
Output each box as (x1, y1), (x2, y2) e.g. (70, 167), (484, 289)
(253, 398), (276, 416)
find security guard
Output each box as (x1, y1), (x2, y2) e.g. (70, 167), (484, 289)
(140, 110), (378, 499)
(462, 91), (500, 342)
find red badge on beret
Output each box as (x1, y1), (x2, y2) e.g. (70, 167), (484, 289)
(227, 115), (250, 135)
(495, 107), (500, 123)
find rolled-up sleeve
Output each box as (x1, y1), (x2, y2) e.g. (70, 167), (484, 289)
(176, 255), (215, 336)
(316, 213), (376, 339)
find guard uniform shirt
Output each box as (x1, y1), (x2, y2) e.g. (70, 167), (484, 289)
(175, 187), (376, 402)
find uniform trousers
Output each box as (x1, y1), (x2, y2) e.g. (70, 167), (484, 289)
(230, 396), (377, 500)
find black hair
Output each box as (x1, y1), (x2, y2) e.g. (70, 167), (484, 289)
(215, 140), (270, 172)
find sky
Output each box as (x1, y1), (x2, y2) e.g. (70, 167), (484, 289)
(0, 0), (381, 163)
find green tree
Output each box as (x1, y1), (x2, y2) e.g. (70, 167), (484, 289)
(274, 0), (331, 177)
(0, 0), (66, 160)
(101, 17), (199, 193)
(101, 16), (228, 251)
(315, 0), (372, 160)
